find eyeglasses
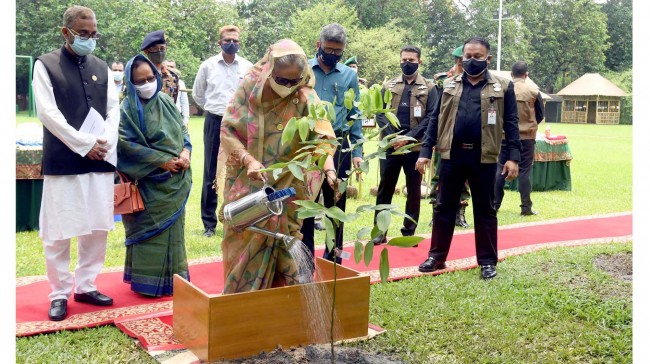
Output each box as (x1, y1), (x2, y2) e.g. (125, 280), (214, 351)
(322, 47), (344, 56)
(133, 76), (157, 86)
(67, 27), (101, 40)
(273, 75), (303, 87)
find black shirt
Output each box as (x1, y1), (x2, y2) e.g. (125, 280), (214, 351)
(453, 75), (488, 145)
(396, 79), (415, 130)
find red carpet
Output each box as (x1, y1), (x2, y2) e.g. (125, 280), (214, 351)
(16, 213), (632, 337)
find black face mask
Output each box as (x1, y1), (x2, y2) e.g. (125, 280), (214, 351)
(147, 50), (166, 65)
(462, 58), (488, 77)
(400, 62), (419, 76)
(318, 47), (342, 68)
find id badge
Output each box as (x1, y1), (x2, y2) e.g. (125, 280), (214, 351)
(487, 105), (497, 125)
(414, 105), (422, 117)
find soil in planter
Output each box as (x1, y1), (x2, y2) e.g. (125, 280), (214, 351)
(212, 344), (407, 364)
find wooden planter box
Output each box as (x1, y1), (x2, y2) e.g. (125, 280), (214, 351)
(173, 258), (370, 362)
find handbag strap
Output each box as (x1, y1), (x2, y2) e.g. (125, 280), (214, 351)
(116, 170), (138, 186)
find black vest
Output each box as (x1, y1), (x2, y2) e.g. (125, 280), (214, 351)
(37, 46), (114, 175)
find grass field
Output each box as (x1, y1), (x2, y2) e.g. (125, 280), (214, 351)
(15, 112), (633, 363)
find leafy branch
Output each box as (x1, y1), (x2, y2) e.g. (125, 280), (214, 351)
(263, 84), (424, 282)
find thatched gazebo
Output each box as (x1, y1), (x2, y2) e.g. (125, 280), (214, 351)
(556, 73), (628, 124)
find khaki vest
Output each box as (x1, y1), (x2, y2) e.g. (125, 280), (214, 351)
(383, 73), (436, 152)
(513, 78), (539, 140)
(161, 66), (180, 103)
(437, 72), (511, 163)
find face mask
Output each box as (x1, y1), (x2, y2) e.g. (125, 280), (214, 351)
(350, 67), (358, 74)
(400, 62), (419, 76)
(318, 47), (342, 68)
(462, 57), (488, 77)
(134, 81), (158, 100)
(113, 71), (124, 82)
(269, 77), (299, 98)
(69, 35), (96, 56)
(222, 42), (240, 55)
(147, 50), (166, 64)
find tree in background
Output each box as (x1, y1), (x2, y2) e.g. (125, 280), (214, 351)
(15, 0), (627, 100)
(16, 0), (242, 90)
(523, 0), (609, 93)
(290, 0), (359, 56)
(236, 0), (316, 62)
(344, 22), (412, 85)
(601, 0), (632, 72)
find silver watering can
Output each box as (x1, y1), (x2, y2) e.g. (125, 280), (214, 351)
(223, 184), (314, 284)
(223, 184), (298, 241)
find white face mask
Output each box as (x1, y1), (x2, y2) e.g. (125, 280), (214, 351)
(113, 71), (124, 82)
(269, 77), (299, 98)
(350, 67), (358, 74)
(134, 81), (157, 100)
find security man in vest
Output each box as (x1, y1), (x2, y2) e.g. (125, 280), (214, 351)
(371, 45), (438, 245)
(494, 61), (544, 215)
(429, 45), (472, 229)
(141, 30), (180, 103)
(415, 37), (521, 280)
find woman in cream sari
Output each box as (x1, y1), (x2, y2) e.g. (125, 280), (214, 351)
(219, 39), (338, 294)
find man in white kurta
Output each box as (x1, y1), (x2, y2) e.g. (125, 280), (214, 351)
(33, 5), (119, 321)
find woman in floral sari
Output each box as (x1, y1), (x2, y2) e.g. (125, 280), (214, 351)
(219, 39), (338, 294)
(117, 54), (192, 297)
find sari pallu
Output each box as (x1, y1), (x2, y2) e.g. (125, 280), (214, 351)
(117, 54), (192, 296)
(219, 39), (336, 294)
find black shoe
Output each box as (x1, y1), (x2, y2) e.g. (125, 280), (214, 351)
(418, 257), (446, 273)
(48, 299), (68, 321)
(203, 227), (216, 237)
(371, 234), (387, 245)
(74, 291), (114, 306)
(480, 265), (497, 279)
(521, 210), (538, 216)
(455, 205), (470, 228)
(314, 221), (326, 231)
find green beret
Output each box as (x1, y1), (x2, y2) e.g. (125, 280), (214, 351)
(452, 46), (463, 58)
(344, 56), (358, 66)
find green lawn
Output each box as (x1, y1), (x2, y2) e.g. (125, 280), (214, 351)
(16, 118), (632, 277)
(15, 114), (632, 363)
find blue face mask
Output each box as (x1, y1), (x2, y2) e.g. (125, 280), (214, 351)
(222, 42), (240, 55)
(69, 35), (96, 56)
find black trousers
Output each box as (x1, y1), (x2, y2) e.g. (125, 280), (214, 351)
(429, 146), (498, 265)
(300, 142), (351, 263)
(494, 139), (535, 213)
(374, 151), (422, 236)
(201, 112), (221, 230)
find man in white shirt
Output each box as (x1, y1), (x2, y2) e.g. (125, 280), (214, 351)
(192, 24), (252, 237)
(33, 5), (119, 321)
(164, 59), (190, 127)
(111, 61), (125, 100)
